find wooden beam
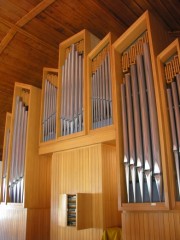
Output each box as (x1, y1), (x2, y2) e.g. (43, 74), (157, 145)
(0, 0), (57, 55)
(16, 0), (56, 27)
(0, 29), (16, 54)
(0, 17), (57, 52)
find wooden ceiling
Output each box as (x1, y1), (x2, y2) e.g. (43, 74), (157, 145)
(0, 0), (179, 159)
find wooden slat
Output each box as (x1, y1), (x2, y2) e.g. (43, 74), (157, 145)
(16, 0), (56, 27)
(0, 0), (28, 23)
(0, 29), (16, 54)
(122, 211), (180, 239)
(0, 207), (50, 240)
(93, 0), (138, 26)
(0, 207), (27, 240)
(23, 17), (64, 47)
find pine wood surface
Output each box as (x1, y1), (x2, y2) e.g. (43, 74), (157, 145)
(51, 144), (121, 240)
(39, 126), (116, 155)
(122, 211), (180, 240)
(0, 206), (50, 240)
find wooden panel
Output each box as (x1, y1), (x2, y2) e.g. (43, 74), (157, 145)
(39, 126), (116, 155)
(0, 207), (27, 240)
(101, 144), (121, 228)
(51, 145), (103, 240)
(122, 211), (180, 240)
(0, 207), (50, 240)
(51, 144), (120, 239)
(24, 153), (51, 208)
(23, 16), (64, 47)
(42, 0), (127, 40)
(26, 208), (50, 240)
(0, 0), (28, 23)
(77, 193), (92, 230)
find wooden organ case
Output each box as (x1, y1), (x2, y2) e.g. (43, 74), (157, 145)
(112, 10), (180, 240)
(1, 10), (180, 240)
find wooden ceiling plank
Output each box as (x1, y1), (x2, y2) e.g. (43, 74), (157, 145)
(120, 0), (144, 17)
(17, 27), (58, 51)
(0, 0), (57, 56)
(90, 0), (129, 28)
(16, 0), (56, 27)
(0, 16), (57, 52)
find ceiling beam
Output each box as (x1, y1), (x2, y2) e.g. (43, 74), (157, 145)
(0, 0), (57, 55)
(0, 29), (16, 55)
(0, 17), (57, 52)
(16, 0), (56, 27)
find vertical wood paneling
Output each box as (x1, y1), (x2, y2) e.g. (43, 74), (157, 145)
(163, 213), (170, 240)
(122, 211), (180, 240)
(51, 145), (102, 240)
(0, 207), (27, 240)
(51, 143), (120, 240)
(0, 207), (50, 240)
(158, 212), (165, 240)
(26, 209), (50, 240)
(153, 213), (160, 240)
(174, 212), (180, 239)
(102, 144), (121, 228)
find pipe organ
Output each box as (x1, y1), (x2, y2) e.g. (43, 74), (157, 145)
(9, 93), (29, 203)
(1, 113), (11, 203)
(157, 39), (180, 204)
(1, 10), (180, 240)
(60, 42), (84, 135)
(42, 73), (57, 142)
(91, 44), (112, 129)
(120, 35), (163, 203)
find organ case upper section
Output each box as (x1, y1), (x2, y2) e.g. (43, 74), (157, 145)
(87, 32), (117, 133)
(157, 38), (180, 209)
(112, 10), (172, 210)
(57, 29), (100, 139)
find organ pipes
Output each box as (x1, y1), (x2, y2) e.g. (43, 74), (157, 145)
(9, 92), (29, 203)
(60, 42), (83, 136)
(91, 44), (113, 129)
(42, 73), (57, 141)
(1, 126), (10, 202)
(165, 54), (180, 198)
(121, 31), (163, 202)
